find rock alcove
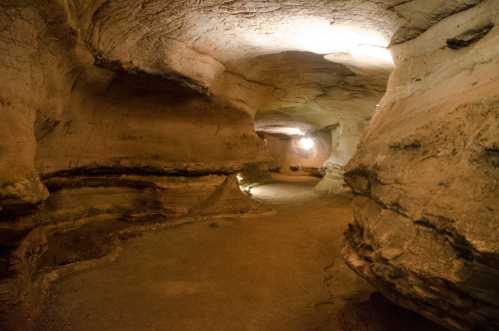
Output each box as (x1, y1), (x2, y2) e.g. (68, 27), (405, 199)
(0, 1), (498, 331)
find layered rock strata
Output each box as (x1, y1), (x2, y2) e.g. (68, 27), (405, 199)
(344, 2), (499, 330)
(1, 173), (267, 330)
(0, 2), (270, 329)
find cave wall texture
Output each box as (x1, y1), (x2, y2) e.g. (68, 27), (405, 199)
(344, 1), (499, 330)
(0, 1), (74, 213)
(36, 68), (266, 177)
(0, 2), (269, 329)
(0, 0), (498, 330)
(0, 1), (268, 214)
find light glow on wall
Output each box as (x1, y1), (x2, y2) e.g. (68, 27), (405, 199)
(259, 127), (305, 136)
(290, 21), (388, 54)
(242, 18), (392, 66)
(350, 45), (393, 66)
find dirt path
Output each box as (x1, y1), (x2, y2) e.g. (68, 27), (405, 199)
(35, 182), (444, 331)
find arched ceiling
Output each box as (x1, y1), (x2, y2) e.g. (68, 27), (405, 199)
(64, 0), (482, 127)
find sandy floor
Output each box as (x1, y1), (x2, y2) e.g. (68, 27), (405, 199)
(248, 176), (321, 204)
(35, 180), (444, 331)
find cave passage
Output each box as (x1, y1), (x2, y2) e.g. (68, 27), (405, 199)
(34, 177), (444, 331)
(1, 1), (498, 331)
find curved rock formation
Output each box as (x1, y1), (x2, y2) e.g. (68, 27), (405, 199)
(344, 2), (499, 330)
(0, 2), (269, 328)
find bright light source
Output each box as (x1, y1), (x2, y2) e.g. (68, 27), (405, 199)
(236, 174), (243, 182)
(298, 137), (315, 151)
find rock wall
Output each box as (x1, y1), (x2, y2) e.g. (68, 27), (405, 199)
(0, 1), (270, 214)
(36, 67), (267, 177)
(343, 1), (499, 330)
(0, 2), (270, 329)
(0, 1), (78, 214)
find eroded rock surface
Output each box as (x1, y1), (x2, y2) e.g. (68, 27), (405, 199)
(0, 2), (268, 328)
(1, 172), (269, 330)
(344, 2), (499, 330)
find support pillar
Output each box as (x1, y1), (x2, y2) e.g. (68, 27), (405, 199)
(315, 122), (361, 194)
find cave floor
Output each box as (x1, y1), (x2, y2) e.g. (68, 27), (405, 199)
(35, 179), (445, 331)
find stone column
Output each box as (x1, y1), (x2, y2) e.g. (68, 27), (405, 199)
(315, 122), (361, 194)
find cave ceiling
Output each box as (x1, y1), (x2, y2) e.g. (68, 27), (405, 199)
(60, 0), (483, 128)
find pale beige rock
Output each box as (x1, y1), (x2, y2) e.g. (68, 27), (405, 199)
(35, 67), (267, 176)
(344, 2), (499, 330)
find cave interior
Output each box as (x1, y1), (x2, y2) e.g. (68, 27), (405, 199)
(0, 1), (498, 331)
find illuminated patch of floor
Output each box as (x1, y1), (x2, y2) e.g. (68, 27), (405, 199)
(248, 181), (321, 204)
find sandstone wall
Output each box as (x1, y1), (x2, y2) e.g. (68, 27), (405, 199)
(36, 68), (267, 177)
(0, 3), (270, 329)
(0, 1), (270, 215)
(0, 2), (78, 214)
(344, 2), (499, 330)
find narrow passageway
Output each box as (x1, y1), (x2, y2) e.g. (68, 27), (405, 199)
(35, 179), (444, 331)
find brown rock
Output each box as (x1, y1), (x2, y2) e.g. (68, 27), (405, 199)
(344, 2), (499, 330)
